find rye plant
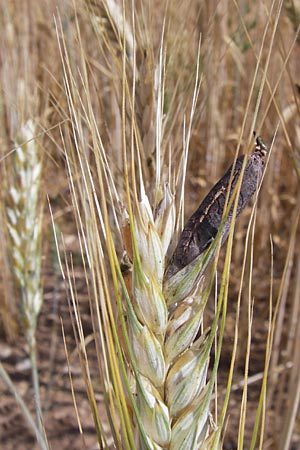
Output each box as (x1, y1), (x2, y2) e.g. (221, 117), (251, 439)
(53, 2), (284, 448)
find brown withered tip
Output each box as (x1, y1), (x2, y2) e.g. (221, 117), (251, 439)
(165, 135), (268, 280)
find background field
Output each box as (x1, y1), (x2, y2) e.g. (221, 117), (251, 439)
(1, 1), (300, 449)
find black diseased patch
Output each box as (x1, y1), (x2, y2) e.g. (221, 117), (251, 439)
(165, 136), (267, 279)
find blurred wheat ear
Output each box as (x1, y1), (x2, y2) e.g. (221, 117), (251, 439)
(5, 119), (46, 441)
(6, 120), (43, 332)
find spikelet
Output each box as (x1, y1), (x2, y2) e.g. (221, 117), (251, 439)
(6, 119), (43, 333)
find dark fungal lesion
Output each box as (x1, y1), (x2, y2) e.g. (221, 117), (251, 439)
(165, 135), (268, 279)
